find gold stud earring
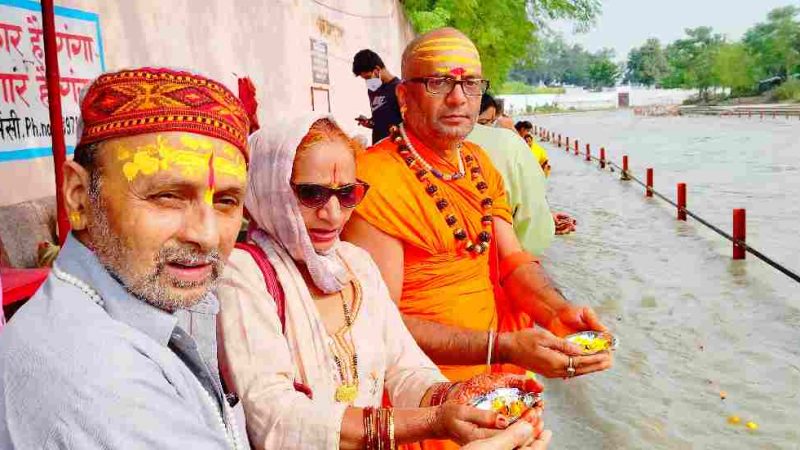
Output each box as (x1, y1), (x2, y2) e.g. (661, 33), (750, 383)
(69, 211), (81, 226)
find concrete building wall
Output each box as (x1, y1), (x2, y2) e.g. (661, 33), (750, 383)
(0, 0), (414, 207)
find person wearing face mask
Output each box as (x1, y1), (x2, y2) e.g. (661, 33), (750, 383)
(215, 114), (550, 449)
(352, 49), (403, 144)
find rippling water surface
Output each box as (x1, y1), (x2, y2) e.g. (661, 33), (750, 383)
(526, 110), (800, 449)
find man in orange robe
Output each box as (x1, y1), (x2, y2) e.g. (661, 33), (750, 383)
(343, 27), (613, 448)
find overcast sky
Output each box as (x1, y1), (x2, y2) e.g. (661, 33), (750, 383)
(551, 0), (797, 60)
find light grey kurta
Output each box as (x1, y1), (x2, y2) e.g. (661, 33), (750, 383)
(0, 234), (244, 449)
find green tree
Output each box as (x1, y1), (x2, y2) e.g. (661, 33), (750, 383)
(625, 38), (669, 86)
(662, 27), (723, 99)
(743, 6), (800, 79)
(713, 43), (758, 95)
(588, 52), (620, 88)
(508, 33), (597, 86)
(401, 0), (600, 85)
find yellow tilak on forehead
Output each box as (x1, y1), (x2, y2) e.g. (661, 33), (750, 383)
(116, 134), (246, 184)
(413, 44), (480, 55)
(412, 37), (477, 51)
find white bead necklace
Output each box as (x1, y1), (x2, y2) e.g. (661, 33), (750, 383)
(51, 264), (241, 450)
(399, 123), (465, 181)
(52, 264), (104, 307)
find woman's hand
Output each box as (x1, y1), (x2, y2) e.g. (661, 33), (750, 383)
(459, 408), (551, 450)
(448, 374), (543, 404)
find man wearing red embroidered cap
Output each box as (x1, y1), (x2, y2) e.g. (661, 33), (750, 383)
(0, 68), (250, 449)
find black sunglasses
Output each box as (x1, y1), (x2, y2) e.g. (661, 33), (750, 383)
(290, 181), (370, 209)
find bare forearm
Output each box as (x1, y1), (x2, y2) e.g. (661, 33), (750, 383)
(339, 407), (440, 449)
(503, 262), (569, 325)
(403, 315), (488, 365)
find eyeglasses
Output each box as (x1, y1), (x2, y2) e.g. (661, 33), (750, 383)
(406, 77), (490, 97)
(290, 181), (370, 209)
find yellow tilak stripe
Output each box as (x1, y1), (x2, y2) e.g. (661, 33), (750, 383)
(413, 37), (476, 48)
(413, 45), (479, 55)
(418, 54), (481, 66)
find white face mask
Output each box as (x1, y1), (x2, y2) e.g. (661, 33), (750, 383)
(365, 76), (382, 92)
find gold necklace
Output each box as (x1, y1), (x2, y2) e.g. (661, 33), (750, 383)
(329, 279), (362, 404)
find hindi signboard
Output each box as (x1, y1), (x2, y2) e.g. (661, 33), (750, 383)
(310, 38), (329, 85)
(0, 0), (104, 163)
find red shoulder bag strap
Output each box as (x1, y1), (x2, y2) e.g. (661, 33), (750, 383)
(233, 241), (313, 399)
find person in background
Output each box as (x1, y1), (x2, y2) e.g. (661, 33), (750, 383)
(513, 120), (575, 235)
(0, 67), (252, 449)
(352, 49), (403, 144)
(468, 95), (555, 256)
(477, 96), (515, 131)
(514, 121), (550, 178)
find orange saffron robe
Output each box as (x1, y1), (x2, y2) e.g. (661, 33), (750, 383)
(356, 131), (524, 449)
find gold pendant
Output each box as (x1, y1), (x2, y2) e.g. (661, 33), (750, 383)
(335, 384), (358, 403)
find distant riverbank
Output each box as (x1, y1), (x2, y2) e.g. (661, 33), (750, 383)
(498, 87), (696, 114)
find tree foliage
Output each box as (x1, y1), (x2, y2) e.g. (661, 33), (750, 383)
(401, 0), (601, 85)
(507, 33), (617, 86)
(742, 6), (800, 79)
(660, 27), (723, 98)
(713, 43), (758, 96)
(625, 38), (668, 86)
(588, 55), (620, 88)
(621, 6), (800, 98)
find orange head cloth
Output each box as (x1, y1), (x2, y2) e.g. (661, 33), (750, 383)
(237, 76), (260, 135)
(78, 67), (251, 160)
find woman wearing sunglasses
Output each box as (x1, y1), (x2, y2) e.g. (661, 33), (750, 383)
(215, 114), (549, 449)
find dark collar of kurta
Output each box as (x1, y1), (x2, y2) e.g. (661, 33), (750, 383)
(54, 233), (219, 347)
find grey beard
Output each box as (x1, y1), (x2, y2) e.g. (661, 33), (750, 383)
(85, 194), (223, 312)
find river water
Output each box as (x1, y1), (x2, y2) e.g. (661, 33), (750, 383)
(524, 110), (800, 449)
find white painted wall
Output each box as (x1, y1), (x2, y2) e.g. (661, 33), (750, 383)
(0, 0), (414, 206)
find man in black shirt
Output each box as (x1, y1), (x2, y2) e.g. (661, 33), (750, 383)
(352, 49), (402, 144)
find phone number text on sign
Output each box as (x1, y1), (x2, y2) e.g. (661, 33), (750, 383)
(0, 0), (104, 162)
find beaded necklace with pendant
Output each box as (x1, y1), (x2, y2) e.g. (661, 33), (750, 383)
(329, 278), (362, 404)
(391, 124), (493, 255)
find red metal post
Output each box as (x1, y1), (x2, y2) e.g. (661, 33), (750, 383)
(677, 183), (687, 221)
(621, 155), (630, 180)
(574, 139), (579, 155)
(585, 143), (591, 161)
(42, 0), (69, 244)
(733, 209), (746, 260)
(646, 168), (653, 197)
(600, 147), (606, 168)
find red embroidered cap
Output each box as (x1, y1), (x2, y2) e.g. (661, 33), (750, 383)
(78, 67), (250, 159)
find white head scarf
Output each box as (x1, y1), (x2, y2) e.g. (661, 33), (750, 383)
(245, 113), (349, 294)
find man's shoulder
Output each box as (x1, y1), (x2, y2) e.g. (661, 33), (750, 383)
(0, 281), (162, 381)
(360, 138), (401, 166)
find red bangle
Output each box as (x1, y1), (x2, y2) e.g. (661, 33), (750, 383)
(430, 382), (453, 406)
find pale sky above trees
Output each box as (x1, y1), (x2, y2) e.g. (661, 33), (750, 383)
(553, 0), (795, 59)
